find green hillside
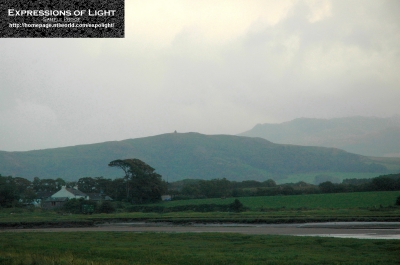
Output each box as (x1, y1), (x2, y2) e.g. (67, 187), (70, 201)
(0, 133), (399, 182)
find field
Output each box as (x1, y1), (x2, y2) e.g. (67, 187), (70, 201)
(1, 191), (400, 225)
(1, 191), (400, 264)
(152, 191), (400, 209)
(0, 232), (400, 265)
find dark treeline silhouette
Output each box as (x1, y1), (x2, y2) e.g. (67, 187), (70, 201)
(0, 158), (167, 208)
(169, 174), (400, 199)
(1, 173), (400, 207)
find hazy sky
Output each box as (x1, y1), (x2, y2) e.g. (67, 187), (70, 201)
(1, 0), (400, 151)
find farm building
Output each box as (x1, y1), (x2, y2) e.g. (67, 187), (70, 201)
(51, 186), (89, 200)
(42, 186), (112, 209)
(42, 197), (69, 209)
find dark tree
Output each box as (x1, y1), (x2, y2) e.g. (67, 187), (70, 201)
(108, 159), (134, 199)
(55, 178), (66, 190)
(229, 199), (245, 212)
(371, 177), (397, 191)
(77, 177), (97, 193)
(109, 178), (127, 201)
(108, 159), (167, 204)
(13, 177), (32, 194)
(32, 177), (41, 191)
(319, 181), (336, 193)
(0, 175), (19, 207)
(33, 178), (59, 192)
(198, 178), (231, 198)
(263, 179), (277, 187)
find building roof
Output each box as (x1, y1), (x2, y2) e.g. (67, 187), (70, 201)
(65, 188), (87, 197)
(51, 186), (111, 201)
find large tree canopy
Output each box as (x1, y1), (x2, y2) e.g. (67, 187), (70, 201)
(108, 159), (167, 203)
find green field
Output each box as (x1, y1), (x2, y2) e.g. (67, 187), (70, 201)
(1, 191), (400, 225)
(1, 192), (400, 264)
(153, 191), (400, 209)
(0, 232), (399, 265)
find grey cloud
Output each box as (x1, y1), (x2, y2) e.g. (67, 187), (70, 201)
(0, 1), (399, 151)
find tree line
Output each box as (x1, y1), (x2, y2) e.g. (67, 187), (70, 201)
(170, 173), (400, 199)
(0, 159), (167, 207)
(1, 167), (400, 208)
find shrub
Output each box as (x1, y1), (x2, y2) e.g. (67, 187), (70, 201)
(98, 201), (115, 213)
(62, 198), (97, 214)
(63, 198), (84, 214)
(396, 195), (400, 206)
(229, 199), (245, 212)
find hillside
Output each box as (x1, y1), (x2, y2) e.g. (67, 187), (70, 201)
(239, 116), (400, 157)
(0, 133), (399, 182)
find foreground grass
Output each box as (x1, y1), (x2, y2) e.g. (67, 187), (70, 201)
(0, 232), (399, 265)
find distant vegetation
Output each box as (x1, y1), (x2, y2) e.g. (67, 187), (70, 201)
(2, 171), (400, 211)
(1, 133), (398, 182)
(1, 165), (400, 224)
(168, 173), (400, 200)
(0, 158), (167, 208)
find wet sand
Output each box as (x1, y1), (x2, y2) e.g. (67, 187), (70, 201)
(2, 222), (400, 239)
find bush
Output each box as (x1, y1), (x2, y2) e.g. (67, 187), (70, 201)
(396, 195), (400, 206)
(229, 199), (245, 212)
(63, 198), (84, 214)
(62, 198), (97, 214)
(97, 201), (115, 213)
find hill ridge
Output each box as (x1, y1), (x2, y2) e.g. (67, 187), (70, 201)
(239, 116), (400, 157)
(1, 133), (399, 182)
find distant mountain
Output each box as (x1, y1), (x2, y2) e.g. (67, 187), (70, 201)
(239, 116), (400, 157)
(1, 133), (398, 182)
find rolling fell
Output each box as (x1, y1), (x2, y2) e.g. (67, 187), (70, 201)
(0, 133), (398, 182)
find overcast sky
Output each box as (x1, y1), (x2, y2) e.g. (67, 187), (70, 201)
(1, 0), (399, 151)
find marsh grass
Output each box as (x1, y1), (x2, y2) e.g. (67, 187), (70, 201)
(0, 232), (399, 265)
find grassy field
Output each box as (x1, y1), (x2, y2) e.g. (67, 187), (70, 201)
(0, 232), (399, 265)
(155, 191), (400, 209)
(1, 191), (400, 225)
(1, 192), (399, 265)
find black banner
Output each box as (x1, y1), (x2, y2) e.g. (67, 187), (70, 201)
(0, 0), (124, 38)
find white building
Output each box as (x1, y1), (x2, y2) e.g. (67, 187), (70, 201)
(51, 186), (89, 200)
